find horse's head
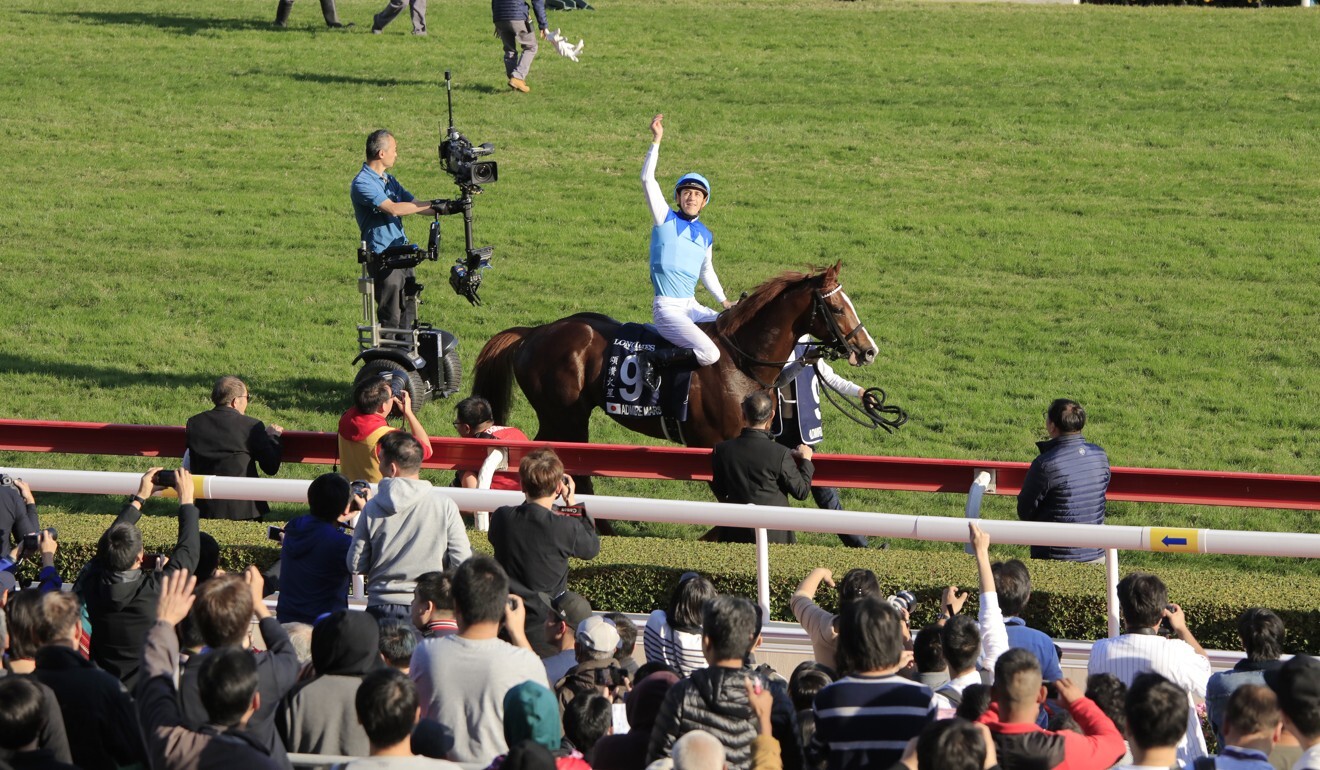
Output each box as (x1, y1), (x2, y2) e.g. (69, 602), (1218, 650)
(807, 261), (878, 366)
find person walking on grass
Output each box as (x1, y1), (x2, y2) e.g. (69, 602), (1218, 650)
(494, 0), (547, 92)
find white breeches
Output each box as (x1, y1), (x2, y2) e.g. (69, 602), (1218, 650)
(652, 296), (721, 366)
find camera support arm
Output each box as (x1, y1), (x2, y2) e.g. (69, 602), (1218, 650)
(430, 192), (493, 306)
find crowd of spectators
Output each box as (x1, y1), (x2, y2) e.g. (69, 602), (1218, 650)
(2, 391), (1314, 770)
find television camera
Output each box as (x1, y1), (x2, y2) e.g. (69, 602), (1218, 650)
(351, 70), (498, 412)
(435, 69), (498, 307)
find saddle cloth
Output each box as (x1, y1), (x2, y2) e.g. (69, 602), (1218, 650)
(603, 323), (692, 421)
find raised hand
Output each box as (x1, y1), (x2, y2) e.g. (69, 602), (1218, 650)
(157, 569), (197, 626)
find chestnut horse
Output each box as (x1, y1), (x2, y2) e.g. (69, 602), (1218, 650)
(471, 262), (878, 493)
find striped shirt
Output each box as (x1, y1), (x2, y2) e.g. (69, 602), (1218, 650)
(809, 674), (936, 770)
(643, 610), (706, 677)
(1088, 633), (1212, 766)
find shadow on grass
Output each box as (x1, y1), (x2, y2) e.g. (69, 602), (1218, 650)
(289, 72), (435, 88)
(39, 10), (278, 34)
(0, 353), (348, 415)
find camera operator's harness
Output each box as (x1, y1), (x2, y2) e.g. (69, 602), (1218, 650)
(718, 283), (908, 433)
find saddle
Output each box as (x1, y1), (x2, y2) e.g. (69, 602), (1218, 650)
(603, 324), (693, 421)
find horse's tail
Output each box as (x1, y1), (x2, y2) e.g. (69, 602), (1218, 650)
(472, 327), (531, 424)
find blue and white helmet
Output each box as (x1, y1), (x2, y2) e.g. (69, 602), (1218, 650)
(673, 173), (711, 202)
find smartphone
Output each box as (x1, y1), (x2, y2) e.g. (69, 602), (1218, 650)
(748, 670), (768, 695)
(351, 481), (370, 499)
(141, 553), (162, 571)
(152, 469), (177, 487)
(1159, 603), (1177, 636)
(267, 525), (284, 542)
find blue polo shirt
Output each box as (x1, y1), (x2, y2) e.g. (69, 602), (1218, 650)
(1005, 616), (1064, 682)
(351, 163), (415, 254)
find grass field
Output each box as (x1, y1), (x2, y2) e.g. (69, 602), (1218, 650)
(1, 0), (1317, 573)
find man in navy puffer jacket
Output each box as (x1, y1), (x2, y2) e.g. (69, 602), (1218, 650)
(1017, 399), (1110, 563)
(276, 473), (360, 624)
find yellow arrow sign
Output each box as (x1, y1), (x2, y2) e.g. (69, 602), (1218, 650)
(1150, 528), (1199, 553)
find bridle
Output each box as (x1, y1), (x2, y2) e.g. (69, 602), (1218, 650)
(717, 281), (868, 388)
(811, 283), (872, 364)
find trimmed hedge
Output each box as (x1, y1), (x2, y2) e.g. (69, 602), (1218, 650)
(27, 511), (1320, 654)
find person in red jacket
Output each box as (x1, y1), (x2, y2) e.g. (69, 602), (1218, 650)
(453, 396), (528, 492)
(978, 649), (1125, 770)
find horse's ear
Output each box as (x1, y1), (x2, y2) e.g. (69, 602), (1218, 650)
(825, 260), (842, 281)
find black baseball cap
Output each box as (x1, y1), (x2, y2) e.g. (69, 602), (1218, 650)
(1265, 654), (1320, 720)
(551, 591), (593, 630)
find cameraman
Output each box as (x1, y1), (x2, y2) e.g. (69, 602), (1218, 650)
(1, 476), (39, 556)
(352, 129), (443, 333)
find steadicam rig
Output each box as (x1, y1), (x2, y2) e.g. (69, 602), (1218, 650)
(431, 69), (498, 306)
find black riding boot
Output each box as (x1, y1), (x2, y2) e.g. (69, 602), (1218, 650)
(320, 0), (350, 26)
(641, 347), (699, 390)
(274, 0), (294, 26)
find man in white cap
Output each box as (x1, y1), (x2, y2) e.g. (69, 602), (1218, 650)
(555, 615), (626, 709)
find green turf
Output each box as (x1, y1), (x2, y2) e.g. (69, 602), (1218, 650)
(0, 0), (1317, 573)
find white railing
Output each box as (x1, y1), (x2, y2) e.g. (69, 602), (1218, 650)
(9, 465), (1320, 638)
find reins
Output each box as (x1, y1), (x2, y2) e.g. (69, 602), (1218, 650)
(813, 365), (909, 433)
(715, 277), (907, 432)
(716, 281), (870, 390)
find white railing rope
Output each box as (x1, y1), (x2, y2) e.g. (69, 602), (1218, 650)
(9, 465), (1320, 559)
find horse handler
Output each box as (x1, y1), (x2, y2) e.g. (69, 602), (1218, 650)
(775, 338), (883, 548)
(640, 113), (734, 379)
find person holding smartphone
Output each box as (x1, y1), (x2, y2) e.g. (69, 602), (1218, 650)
(80, 467), (200, 689)
(276, 473), (369, 624)
(0, 475), (39, 560)
(488, 448), (601, 658)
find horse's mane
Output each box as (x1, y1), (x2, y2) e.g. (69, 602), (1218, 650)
(716, 269), (823, 335)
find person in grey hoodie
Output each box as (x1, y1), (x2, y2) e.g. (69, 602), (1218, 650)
(348, 431), (472, 622)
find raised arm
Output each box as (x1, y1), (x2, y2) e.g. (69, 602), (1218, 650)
(163, 469), (200, 575)
(794, 568), (835, 601)
(1055, 679), (1126, 768)
(11, 478), (39, 540)
(970, 523), (1008, 675)
(247, 566), (302, 693)
(642, 114), (669, 226)
(136, 570), (197, 732)
(114, 468), (165, 527)
(399, 391), (433, 459)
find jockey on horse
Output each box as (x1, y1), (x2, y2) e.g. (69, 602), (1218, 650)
(640, 113), (735, 380)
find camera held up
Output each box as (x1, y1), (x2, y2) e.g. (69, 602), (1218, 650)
(431, 69), (498, 306)
(887, 590), (918, 614)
